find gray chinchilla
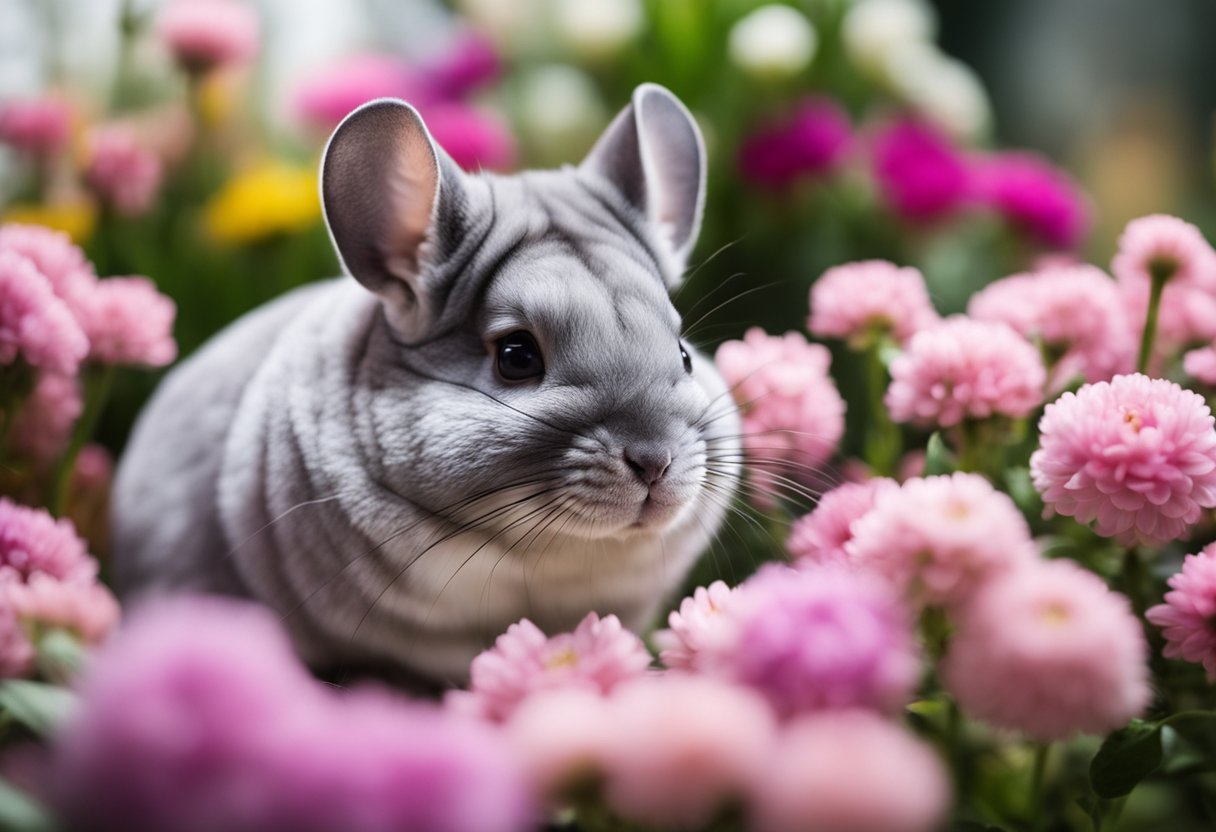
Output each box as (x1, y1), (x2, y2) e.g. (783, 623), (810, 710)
(111, 83), (741, 684)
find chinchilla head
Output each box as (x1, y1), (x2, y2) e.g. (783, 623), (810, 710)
(320, 83), (738, 544)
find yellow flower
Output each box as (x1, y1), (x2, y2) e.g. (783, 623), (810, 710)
(2, 199), (97, 243)
(204, 161), (320, 245)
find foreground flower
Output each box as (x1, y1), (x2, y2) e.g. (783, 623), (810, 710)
(0, 97), (72, 156)
(503, 687), (615, 800)
(751, 710), (950, 832)
(0, 251), (87, 376)
(809, 260), (938, 347)
(1031, 374), (1216, 547)
(786, 478), (899, 565)
(156, 0), (260, 75)
(886, 317), (1045, 428)
(1147, 544), (1216, 679)
(83, 126), (164, 217)
(653, 580), (736, 671)
(846, 473), (1036, 608)
(943, 559), (1150, 740)
(737, 98), (852, 189)
(450, 612), (650, 722)
(77, 277), (177, 367)
(971, 152), (1090, 250)
(870, 117), (969, 222)
(0, 224), (97, 313)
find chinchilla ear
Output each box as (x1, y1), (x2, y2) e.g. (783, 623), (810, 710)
(581, 83), (706, 286)
(321, 98), (467, 340)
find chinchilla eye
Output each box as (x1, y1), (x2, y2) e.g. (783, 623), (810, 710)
(680, 343), (693, 374)
(496, 331), (545, 381)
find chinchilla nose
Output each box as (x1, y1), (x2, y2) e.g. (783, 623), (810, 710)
(623, 444), (672, 486)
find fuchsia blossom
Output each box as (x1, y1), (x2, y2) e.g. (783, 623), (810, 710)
(424, 105), (517, 171)
(0, 224), (97, 315)
(77, 277), (177, 367)
(886, 316), (1045, 428)
(451, 612), (651, 722)
(653, 579), (736, 671)
(0, 251), (87, 376)
(971, 152), (1090, 250)
(738, 98), (852, 189)
(943, 559), (1149, 741)
(294, 55), (415, 130)
(0, 97), (71, 156)
(786, 477), (899, 565)
(156, 0), (260, 75)
(1031, 374), (1216, 547)
(808, 260), (938, 347)
(870, 118), (969, 222)
(1148, 544), (1216, 679)
(83, 126), (164, 217)
(419, 33), (502, 101)
(8, 373), (82, 461)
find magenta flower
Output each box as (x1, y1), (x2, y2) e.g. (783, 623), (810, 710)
(1148, 544), (1216, 678)
(943, 559), (1150, 741)
(870, 117), (969, 222)
(418, 33), (502, 102)
(1031, 374), (1216, 547)
(450, 612), (651, 722)
(971, 152), (1090, 249)
(77, 277), (177, 367)
(8, 373), (82, 462)
(846, 473), (1037, 609)
(751, 711), (950, 832)
(809, 260), (939, 347)
(786, 477), (899, 566)
(0, 251), (88, 376)
(0, 97), (71, 156)
(1185, 346), (1216, 385)
(738, 98), (852, 189)
(293, 55), (415, 131)
(886, 316), (1045, 428)
(156, 0), (260, 75)
(83, 126), (164, 218)
(424, 104), (517, 172)
(653, 580), (737, 671)
(0, 224), (97, 315)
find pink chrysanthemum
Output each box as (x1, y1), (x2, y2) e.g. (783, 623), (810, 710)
(451, 612), (651, 722)
(77, 277), (177, 367)
(0, 603), (34, 678)
(0, 251), (87, 376)
(0, 498), (94, 584)
(1147, 544), (1216, 679)
(0, 224), (97, 314)
(870, 118), (969, 222)
(715, 329), (845, 507)
(83, 126), (164, 217)
(1185, 346), (1216, 385)
(156, 0), (260, 74)
(653, 580), (736, 671)
(786, 478), (899, 565)
(8, 373), (82, 462)
(503, 687), (615, 800)
(6, 573), (120, 646)
(943, 559), (1150, 741)
(738, 98), (852, 190)
(971, 152), (1090, 250)
(809, 260), (939, 348)
(968, 265), (1135, 388)
(885, 316), (1045, 428)
(1031, 374), (1216, 547)
(846, 473), (1036, 609)
(750, 711), (950, 832)
(693, 564), (921, 717)
(0, 97), (71, 155)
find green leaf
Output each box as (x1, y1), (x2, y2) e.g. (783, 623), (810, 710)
(923, 432), (953, 476)
(0, 778), (54, 832)
(0, 680), (77, 737)
(1089, 720), (1164, 799)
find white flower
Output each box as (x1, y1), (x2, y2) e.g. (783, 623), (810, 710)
(517, 65), (607, 163)
(884, 43), (991, 139)
(551, 0), (644, 58)
(842, 0), (937, 75)
(728, 5), (817, 79)
(455, 0), (547, 51)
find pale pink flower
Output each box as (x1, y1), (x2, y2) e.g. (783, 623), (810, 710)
(83, 125), (164, 217)
(809, 260), (939, 347)
(1147, 544), (1216, 679)
(451, 612), (651, 722)
(502, 687), (615, 800)
(6, 573), (119, 645)
(0, 224), (97, 314)
(8, 373), (82, 462)
(846, 473), (1036, 609)
(968, 265), (1135, 387)
(0, 97), (71, 155)
(943, 559), (1150, 741)
(77, 277), (177, 367)
(72, 443), (114, 493)
(1031, 374), (1216, 547)
(293, 55), (415, 130)
(886, 316), (1045, 427)
(653, 580), (737, 671)
(971, 152), (1090, 250)
(750, 711), (950, 832)
(601, 675), (776, 829)
(0, 498), (94, 584)
(0, 604), (34, 677)
(786, 478), (899, 565)
(0, 251), (87, 376)
(1185, 346), (1216, 385)
(156, 0), (260, 74)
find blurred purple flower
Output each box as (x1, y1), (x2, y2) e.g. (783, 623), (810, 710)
(425, 104), (517, 171)
(738, 98), (852, 189)
(419, 33), (502, 102)
(972, 152), (1090, 249)
(870, 117), (969, 222)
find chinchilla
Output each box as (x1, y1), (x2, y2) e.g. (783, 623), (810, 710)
(111, 83), (741, 684)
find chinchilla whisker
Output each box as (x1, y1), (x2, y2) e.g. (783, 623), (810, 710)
(699, 479), (779, 541)
(679, 278), (786, 342)
(480, 497), (574, 629)
(223, 495), (343, 561)
(706, 464), (826, 506)
(673, 236), (744, 300)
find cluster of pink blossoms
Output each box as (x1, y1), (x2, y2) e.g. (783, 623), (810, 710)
(808, 260), (939, 347)
(83, 125), (165, 218)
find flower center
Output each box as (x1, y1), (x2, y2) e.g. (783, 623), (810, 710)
(544, 646), (579, 670)
(1040, 602), (1071, 626)
(1148, 253), (1180, 284)
(1123, 409), (1142, 432)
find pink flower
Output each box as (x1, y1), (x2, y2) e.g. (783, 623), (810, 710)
(418, 33), (502, 102)
(156, 0), (260, 75)
(0, 498), (94, 584)
(1148, 544), (1216, 679)
(83, 125), (164, 217)
(971, 152), (1090, 249)
(6, 573), (119, 645)
(0, 224), (97, 314)
(715, 329), (846, 507)
(968, 265), (1135, 388)
(1031, 374), (1216, 547)
(786, 478), (899, 565)
(0, 97), (71, 155)
(943, 559), (1150, 741)
(77, 277), (177, 367)
(653, 580), (737, 671)
(502, 687), (615, 800)
(885, 316), (1045, 427)
(8, 373), (82, 462)
(424, 104), (517, 172)
(738, 98), (852, 189)
(0, 604), (34, 677)
(451, 612), (651, 722)
(750, 711), (950, 832)
(1185, 346), (1216, 384)
(846, 473), (1036, 609)
(809, 259), (939, 348)
(870, 117), (969, 222)
(293, 55), (415, 130)
(601, 675), (776, 829)
(0, 251), (88, 376)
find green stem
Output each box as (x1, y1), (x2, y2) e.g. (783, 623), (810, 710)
(1030, 742), (1052, 828)
(49, 364), (115, 516)
(863, 340), (900, 476)
(1137, 271), (1167, 375)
